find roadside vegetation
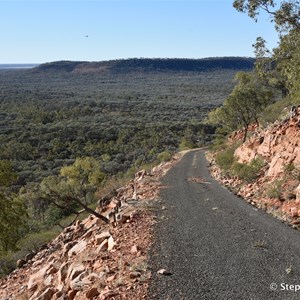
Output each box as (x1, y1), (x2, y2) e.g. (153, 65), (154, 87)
(214, 145), (265, 183)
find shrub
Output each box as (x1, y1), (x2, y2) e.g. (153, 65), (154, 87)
(17, 230), (59, 253)
(209, 135), (227, 151)
(284, 162), (300, 180)
(231, 157), (264, 182)
(260, 97), (292, 127)
(266, 180), (283, 199)
(0, 252), (17, 277)
(215, 147), (235, 171)
(179, 138), (195, 151)
(157, 151), (172, 163)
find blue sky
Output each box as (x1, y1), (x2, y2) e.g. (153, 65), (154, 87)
(1, 0), (279, 63)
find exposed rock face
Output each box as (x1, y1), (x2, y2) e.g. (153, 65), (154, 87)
(209, 106), (300, 226)
(0, 153), (183, 300)
(234, 107), (300, 178)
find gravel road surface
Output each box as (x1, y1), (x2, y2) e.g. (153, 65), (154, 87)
(148, 150), (300, 300)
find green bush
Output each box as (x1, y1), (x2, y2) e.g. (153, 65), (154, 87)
(260, 97), (292, 126)
(231, 157), (264, 182)
(215, 147), (235, 171)
(157, 151), (172, 163)
(17, 230), (58, 253)
(179, 137), (195, 151)
(266, 180), (283, 199)
(209, 135), (227, 151)
(0, 252), (15, 277)
(284, 162), (300, 180)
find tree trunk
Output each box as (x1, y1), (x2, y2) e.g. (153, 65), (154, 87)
(69, 196), (110, 224)
(243, 126), (248, 143)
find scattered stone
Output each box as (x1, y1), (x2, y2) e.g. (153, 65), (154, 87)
(68, 240), (87, 257)
(86, 287), (100, 298)
(98, 239), (109, 252)
(95, 231), (111, 245)
(67, 289), (77, 300)
(107, 274), (115, 282)
(17, 259), (27, 268)
(35, 287), (55, 300)
(58, 261), (70, 284)
(286, 265), (293, 274)
(107, 236), (115, 251)
(129, 272), (141, 279)
(157, 269), (172, 276)
(100, 289), (119, 298)
(131, 245), (139, 254)
(25, 251), (36, 262)
(67, 263), (85, 281)
(0, 160), (183, 300)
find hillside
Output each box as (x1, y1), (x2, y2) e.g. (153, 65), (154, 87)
(0, 153), (183, 300)
(209, 106), (300, 227)
(34, 57), (255, 74)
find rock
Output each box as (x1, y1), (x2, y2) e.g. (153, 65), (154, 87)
(35, 287), (56, 300)
(107, 236), (115, 251)
(67, 263), (85, 281)
(98, 239), (108, 252)
(17, 259), (27, 268)
(129, 272), (141, 279)
(69, 272), (90, 291)
(291, 207), (298, 217)
(86, 287), (100, 298)
(44, 274), (53, 286)
(95, 231), (111, 245)
(68, 240), (87, 257)
(67, 290), (77, 300)
(62, 241), (77, 257)
(106, 274), (115, 282)
(46, 265), (59, 275)
(58, 261), (70, 284)
(25, 251), (36, 262)
(27, 264), (49, 291)
(157, 268), (172, 276)
(100, 289), (119, 299)
(130, 245), (139, 254)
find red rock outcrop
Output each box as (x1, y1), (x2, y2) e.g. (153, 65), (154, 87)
(209, 106), (300, 226)
(234, 107), (300, 178)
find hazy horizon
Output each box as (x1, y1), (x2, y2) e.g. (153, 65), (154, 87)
(2, 0), (278, 64)
(0, 56), (256, 66)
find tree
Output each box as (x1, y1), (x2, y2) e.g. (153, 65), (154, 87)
(233, 0), (300, 32)
(0, 194), (28, 251)
(253, 37), (289, 97)
(0, 160), (27, 251)
(208, 72), (273, 142)
(0, 160), (18, 188)
(233, 1), (300, 101)
(39, 157), (109, 225)
(273, 29), (300, 100)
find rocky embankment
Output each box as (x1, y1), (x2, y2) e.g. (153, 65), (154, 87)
(209, 106), (300, 228)
(0, 154), (183, 300)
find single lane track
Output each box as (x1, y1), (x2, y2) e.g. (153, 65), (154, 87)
(148, 150), (300, 300)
